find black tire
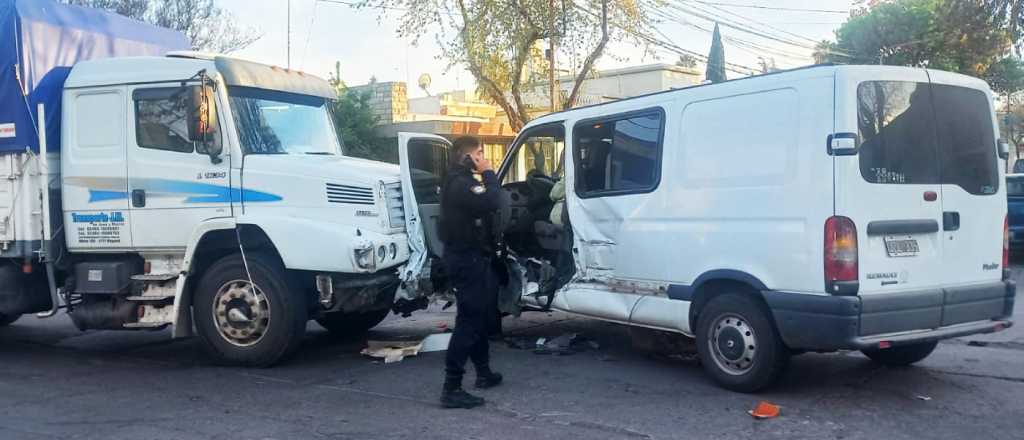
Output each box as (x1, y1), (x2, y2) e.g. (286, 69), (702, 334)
(0, 313), (19, 327)
(316, 308), (391, 336)
(695, 293), (789, 393)
(861, 341), (938, 366)
(193, 253), (307, 367)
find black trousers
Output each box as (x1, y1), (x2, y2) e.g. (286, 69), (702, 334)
(444, 249), (498, 380)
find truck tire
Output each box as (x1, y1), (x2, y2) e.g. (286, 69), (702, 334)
(316, 308), (390, 336)
(696, 292), (789, 393)
(0, 313), (20, 327)
(193, 253), (307, 367)
(861, 341), (938, 366)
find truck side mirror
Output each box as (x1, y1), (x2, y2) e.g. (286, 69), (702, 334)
(998, 139), (1010, 160)
(187, 85), (223, 162)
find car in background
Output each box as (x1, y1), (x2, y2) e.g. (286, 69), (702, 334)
(1009, 174), (1024, 253)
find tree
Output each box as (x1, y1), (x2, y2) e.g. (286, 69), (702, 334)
(827, 0), (1010, 76)
(705, 23), (726, 83)
(328, 63), (393, 163)
(63, 0), (260, 53)
(676, 54), (698, 70)
(812, 40), (836, 64)
(987, 0), (1024, 55)
(358, 0), (657, 131)
(986, 56), (1024, 98)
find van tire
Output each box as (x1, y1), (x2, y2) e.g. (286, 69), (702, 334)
(861, 341), (938, 366)
(696, 293), (789, 393)
(316, 308), (390, 336)
(193, 253), (307, 367)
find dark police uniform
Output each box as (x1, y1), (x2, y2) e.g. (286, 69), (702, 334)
(440, 163), (502, 388)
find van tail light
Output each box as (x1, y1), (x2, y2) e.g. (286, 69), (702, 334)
(825, 216), (858, 294)
(1004, 215), (1010, 279)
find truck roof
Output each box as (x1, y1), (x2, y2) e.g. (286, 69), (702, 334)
(64, 56), (214, 89)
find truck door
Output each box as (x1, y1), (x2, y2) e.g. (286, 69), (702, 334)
(126, 86), (232, 250)
(396, 132), (451, 293)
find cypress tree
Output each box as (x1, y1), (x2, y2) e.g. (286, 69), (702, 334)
(706, 23), (727, 83)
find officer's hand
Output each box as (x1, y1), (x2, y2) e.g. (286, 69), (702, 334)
(472, 153), (493, 173)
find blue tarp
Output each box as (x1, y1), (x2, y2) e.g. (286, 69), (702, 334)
(0, 0), (189, 153)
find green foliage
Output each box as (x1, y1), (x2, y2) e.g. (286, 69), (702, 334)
(676, 54), (698, 70)
(328, 70), (393, 163)
(705, 23), (726, 83)
(358, 0), (658, 129)
(829, 0), (1010, 76)
(985, 56), (1024, 96)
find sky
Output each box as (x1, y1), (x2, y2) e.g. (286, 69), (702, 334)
(219, 0), (857, 98)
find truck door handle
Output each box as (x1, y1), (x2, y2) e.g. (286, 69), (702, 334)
(132, 189), (146, 208)
(943, 211), (960, 231)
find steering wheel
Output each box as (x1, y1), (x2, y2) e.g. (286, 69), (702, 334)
(526, 170), (557, 201)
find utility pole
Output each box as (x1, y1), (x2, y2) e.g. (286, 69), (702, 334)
(548, 0), (558, 113)
(287, 0), (292, 69)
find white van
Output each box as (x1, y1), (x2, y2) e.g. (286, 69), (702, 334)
(397, 65), (1016, 392)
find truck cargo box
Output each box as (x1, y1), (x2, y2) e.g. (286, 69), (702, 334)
(0, 0), (188, 154)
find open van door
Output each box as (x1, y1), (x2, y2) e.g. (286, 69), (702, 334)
(396, 132), (451, 297)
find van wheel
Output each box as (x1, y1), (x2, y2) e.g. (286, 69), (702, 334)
(861, 341), (938, 366)
(0, 313), (19, 327)
(696, 293), (789, 393)
(193, 253), (307, 367)
(316, 308), (391, 336)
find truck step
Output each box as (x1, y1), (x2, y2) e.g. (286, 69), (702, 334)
(125, 294), (175, 301)
(131, 274), (178, 282)
(123, 322), (169, 329)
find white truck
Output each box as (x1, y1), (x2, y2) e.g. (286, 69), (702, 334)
(2, 1), (416, 365)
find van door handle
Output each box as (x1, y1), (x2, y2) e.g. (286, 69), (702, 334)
(132, 189), (146, 208)
(943, 211), (960, 231)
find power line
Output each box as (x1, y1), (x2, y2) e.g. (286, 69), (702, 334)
(666, 0), (815, 49)
(651, 7), (811, 62)
(691, 0), (821, 45)
(679, 0), (850, 14)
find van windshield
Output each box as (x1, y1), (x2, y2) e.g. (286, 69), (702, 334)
(857, 81), (998, 195)
(229, 86), (342, 155)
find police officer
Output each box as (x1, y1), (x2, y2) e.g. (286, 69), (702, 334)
(439, 136), (504, 409)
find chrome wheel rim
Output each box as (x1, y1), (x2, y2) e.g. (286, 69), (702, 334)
(212, 279), (270, 347)
(708, 313), (757, 376)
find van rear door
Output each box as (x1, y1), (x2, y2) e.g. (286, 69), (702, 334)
(925, 70), (1004, 289)
(834, 68), (946, 294)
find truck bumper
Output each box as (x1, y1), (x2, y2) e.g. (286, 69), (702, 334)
(763, 280), (1015, 351)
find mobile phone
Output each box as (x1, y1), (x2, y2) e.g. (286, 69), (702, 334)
(460, 154), (474, 169)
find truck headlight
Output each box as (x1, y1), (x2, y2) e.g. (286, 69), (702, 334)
(377, 245), (387, 262)
(354, 245), (376, 270)
(389, 243), (397, 259)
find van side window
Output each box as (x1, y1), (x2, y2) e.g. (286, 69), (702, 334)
(573, 110), (663, 197)
(133, 87), (221, 154)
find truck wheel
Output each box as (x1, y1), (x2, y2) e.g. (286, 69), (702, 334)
(0, 313), (20, 327)
(696, 293), (789, 393)
(193, 253), (307, 367)
(861, 341), (938, 366)
(316, 308), (391, 336)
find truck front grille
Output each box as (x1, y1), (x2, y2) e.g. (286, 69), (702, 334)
(384, 182), (405, 229)
(325, 183), (374, 205)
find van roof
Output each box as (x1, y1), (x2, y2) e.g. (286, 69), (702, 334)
(527, 64), (989, 127)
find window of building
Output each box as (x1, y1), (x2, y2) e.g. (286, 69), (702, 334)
(573, 109), (664, 197)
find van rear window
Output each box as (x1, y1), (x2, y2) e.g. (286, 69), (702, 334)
(857, 81), (999, 195)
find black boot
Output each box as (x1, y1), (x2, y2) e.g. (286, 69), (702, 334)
(441, 375), (485, 409)
(475, 366), (503, 389)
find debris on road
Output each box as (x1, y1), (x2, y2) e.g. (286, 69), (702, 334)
(967, 340), (989, 347)
(361, 334), (452, 363)
(914, 395), (932, 401)
(748, 401), (781, 420)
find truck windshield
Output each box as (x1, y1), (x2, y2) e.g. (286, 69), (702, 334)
(228, 86), (341, 155)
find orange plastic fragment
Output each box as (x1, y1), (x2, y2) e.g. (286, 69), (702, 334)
(748, 401), (781, 420)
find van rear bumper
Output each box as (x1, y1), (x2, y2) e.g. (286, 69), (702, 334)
(763, 280), (1015, 351)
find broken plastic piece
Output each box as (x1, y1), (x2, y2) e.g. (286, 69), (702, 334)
(748, 401), (780, 420)
(361, 334), (452, 363)
(915, 395), (932, 401)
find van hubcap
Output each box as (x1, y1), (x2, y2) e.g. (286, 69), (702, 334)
(213, 280), (270, 347)
(709, 314), (756, 375)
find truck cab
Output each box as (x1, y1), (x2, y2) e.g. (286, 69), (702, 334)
(5, 53), (425, 366)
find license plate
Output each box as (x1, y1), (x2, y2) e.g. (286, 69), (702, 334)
(884, 235), (919, 257)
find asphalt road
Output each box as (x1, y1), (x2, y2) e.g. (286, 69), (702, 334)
(0, 270), (1022, 439)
